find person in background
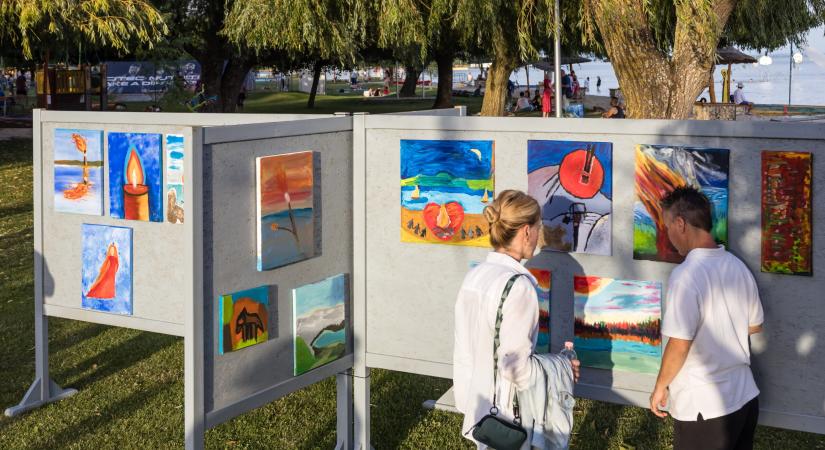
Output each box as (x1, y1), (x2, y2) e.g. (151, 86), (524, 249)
(507, 79), (516, 99)
(453, 190), (580, 449)
(237, 85), (247, 111)
(650, 187), (764, 450)
(596, 76), (602, 92)
(542, 78), (553, 118)
(530, 89), (542, 109)
(733, 82), (753, 115)
(561, 70), (572, 98)
(15, 72), (27, 97)
(515, 91), (534, 113)
(602, 97), (625, 118)
(583, 76), (590, 93)
(571, 73), (580, 98)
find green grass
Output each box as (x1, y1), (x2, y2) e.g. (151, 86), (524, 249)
(0, 137), (823, 449)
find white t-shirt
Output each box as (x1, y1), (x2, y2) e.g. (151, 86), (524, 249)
(517, 96), (531, 109)
(733, 88), (747, 104)
(663, 245), (764, 421)
(453, 252), (538, 443)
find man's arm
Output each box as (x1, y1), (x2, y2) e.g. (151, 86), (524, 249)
(649, 337), (693, 418)
(749, 324), (763, 335)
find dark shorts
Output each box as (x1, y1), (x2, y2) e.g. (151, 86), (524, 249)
(674, 396), (759, 450)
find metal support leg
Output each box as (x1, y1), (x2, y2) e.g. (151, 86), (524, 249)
(336, 370), (354, 450)
(353, 369), (372, 450)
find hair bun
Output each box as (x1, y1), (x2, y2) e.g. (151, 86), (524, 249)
(483, 205), (500, 224)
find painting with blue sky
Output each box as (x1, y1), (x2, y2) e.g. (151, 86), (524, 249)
(165, 135), (185, 224)
(293, 274), (347, 376)
(108, 132), (163, 222)
(81, 224), (133, 315)
(54, 129), (104, 215)
(401, 140), (494, 247)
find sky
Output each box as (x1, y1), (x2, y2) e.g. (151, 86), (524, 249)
(259, 151), (313, 215)
(574, 277), (661, 324)
(54, 129), (102, 162)
(400, 140), (493, 180)
(293, 274), (347, 317)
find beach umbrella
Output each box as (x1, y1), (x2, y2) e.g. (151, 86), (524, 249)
(710, 47), (757, 103)
(531, 56), (593, 72)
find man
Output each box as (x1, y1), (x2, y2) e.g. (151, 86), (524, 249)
(514, 91), (533, 112)
(733, 82), (753, 115)
(650, 187), (764, 450)
(583, 76), (590, 93)
(561, 70), (572, 98)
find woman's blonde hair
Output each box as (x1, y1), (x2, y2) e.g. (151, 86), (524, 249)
(482, 190), (541, 249)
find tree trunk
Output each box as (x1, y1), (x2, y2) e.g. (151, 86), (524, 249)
(481, 56), (518, 116)
(400, 65), (419, 97)
(219, 58), (255, 113)
(708, 70), (717, 103)
(198, 56), (224, 113)
(307, 60), (324, 109)
(432, 49), (454, 109)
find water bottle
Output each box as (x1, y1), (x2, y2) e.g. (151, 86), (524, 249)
(559, 341), (577, 361)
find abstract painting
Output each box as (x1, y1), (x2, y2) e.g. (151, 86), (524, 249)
(257, 151), (315, 271)
(529, 268), (551, 353)
(54, 129), (104, 215)
(219, 286), (269, 354)
(81, 224), (132, 315)
(574, 276), (661, 374)
(761, 151), (813, 276)
(634, 145), (729, 263)
(165, 134), (185, 224)
(293, 273), (347, 376)
(528, 140), (612, 255)
(108, 132), (163, 222)
(401, 140), (494, 247)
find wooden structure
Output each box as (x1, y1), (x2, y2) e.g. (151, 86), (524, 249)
(35, 64), (108, 111)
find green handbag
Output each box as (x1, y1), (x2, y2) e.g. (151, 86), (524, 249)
(466, 274), (528, 450)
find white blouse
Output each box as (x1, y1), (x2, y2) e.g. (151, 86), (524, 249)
(453, 251), (539, 442)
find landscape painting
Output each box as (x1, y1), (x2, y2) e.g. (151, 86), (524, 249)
(108, 132), (163, 222)
(528, 140), (612, 255)
(293, 273), (347, 376)
(257, 151), (315, 271)
(401, 140), (494, 247)
(634, 145), (729, 263)
(54, 129), (104, 215)
(219, 286), (269, 354)
(529, 268), (551, 353)
(81, 224), (133, 315)
(165, 134), (185, 224)
(761, 151), (813, 276)
(574, 275), (661, 374)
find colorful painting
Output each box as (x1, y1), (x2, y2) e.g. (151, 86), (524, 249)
(574, 276), (662, 374)
(401, 140), (494, 246)
(219, 286), (269, 354)
(81, 224), (133, 315)
(54, 129), (104, 215)
(761, 151), (813, 275)
(257, 151), (316, 271)
(528, 140), (612, 255)
(165, 135), (185, 224)
(634, 145), (729, 263)
(529, 268), (551, 353)
(108, 132), (163, 222)
(293, 274), (347, 376)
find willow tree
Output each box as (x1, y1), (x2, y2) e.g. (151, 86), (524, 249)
(578, 0), (825, 118)
(224, 0), (370, 108)
(0, 0), (166, 59)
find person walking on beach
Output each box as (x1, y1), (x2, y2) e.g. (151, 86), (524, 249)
(596, 76), (602, 92)
(649, 187), (764, 450)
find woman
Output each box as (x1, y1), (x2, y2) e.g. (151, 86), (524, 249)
(541, 79), (552, 118)
(453, 190), (578, 448)
(602, 97), (625, 119)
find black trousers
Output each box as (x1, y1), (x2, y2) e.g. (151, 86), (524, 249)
(673, 397), (759, 450)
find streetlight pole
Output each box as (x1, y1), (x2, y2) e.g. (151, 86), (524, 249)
(788, 42), (793, 106)
(554, 0), (562, 118)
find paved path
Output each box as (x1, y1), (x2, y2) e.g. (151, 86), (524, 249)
(0, 128), (32, 141)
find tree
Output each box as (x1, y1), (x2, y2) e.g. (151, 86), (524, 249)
(576, 0), (825, 118)
(223, 0), (369, 108)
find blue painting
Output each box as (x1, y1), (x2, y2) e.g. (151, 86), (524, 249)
(108, 132), (163, 222)
(165, 135), (185, 224)
(293, 274), (347, 375)
(54, 129), (104, 215)
(401, 140), (494, 246)
(81, 224), (133, 315)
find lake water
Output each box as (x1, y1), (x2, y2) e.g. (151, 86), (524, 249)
(401, 186), (487, 214)
(54, 165), (104, 215)
(575, 337), (661, 374)
(313, 329), (346, 348)
(258, 208), (314, 270)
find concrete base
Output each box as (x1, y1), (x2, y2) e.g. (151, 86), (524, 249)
(422, 386), (459, 414)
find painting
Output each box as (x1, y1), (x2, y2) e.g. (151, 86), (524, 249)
(165, 135), (185, 224)
(528, 140), (612, 255)
(219, 286), (269, 354)
(529, 268), (551, 353)
(108, 132), (163, 222)
(634, 145), (729, 263)
(257, 151), (315, 271)
(761, 151), (813, 276)
(81, 224), (132, 315)
(293, 273), (347, 376)
(401, 140), (494, 246)
(574, 276), (661, 374)
(54, 129), (104, 215)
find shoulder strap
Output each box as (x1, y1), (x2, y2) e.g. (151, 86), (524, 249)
(491, 273), (526, 415)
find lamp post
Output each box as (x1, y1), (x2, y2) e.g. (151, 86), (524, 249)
(554, 0), (562, 118)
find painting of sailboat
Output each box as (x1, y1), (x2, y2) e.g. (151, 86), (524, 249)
(401, 140), (494, 247)
(293, 274), (348, 376)
(54, 129), (104, 215)
(81, 224), (133, 315)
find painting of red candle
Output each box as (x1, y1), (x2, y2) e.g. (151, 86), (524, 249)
(527, 140), (612, 255)
(634, 145), (729, 263)
(256, 151), (316, 271)
(574, 276), (661, 374)
(54, 129), (104, 215)
(761, 151), (813, 276)
(108, 132), (163, 222)
(400, 140), (494, 247)
(81, 224), (133, 315)
(219, 286), (269, 354)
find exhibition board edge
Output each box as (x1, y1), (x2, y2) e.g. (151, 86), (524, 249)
(39, 110), (333, 127)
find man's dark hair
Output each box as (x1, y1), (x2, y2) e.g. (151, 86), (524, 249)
(660, 186), (713, 232)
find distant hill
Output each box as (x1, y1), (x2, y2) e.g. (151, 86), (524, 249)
(401, 172), (493, 191)
(54, 160), (103, 167)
